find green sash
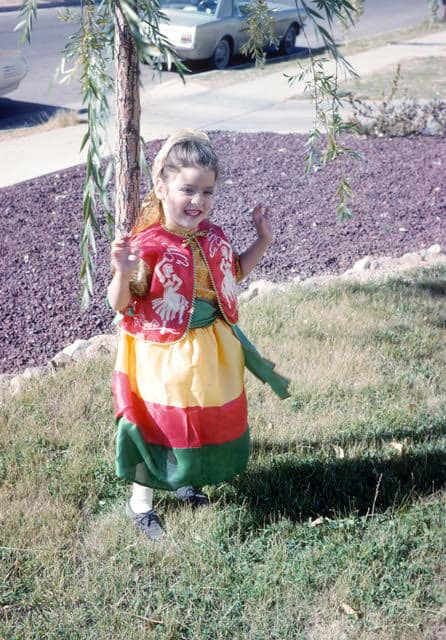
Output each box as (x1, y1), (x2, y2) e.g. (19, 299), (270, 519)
(191, 299), (290, 400)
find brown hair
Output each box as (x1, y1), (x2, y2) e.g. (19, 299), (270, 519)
(132, 129), (219, 234)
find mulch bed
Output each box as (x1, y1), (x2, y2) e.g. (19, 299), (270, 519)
(1, 131), (445, 373)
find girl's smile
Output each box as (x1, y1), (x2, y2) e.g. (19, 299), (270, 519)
(155, 166), (216, 231)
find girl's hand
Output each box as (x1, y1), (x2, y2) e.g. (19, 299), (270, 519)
(252, 205), (273, 245)
(110, 236), (140, 276)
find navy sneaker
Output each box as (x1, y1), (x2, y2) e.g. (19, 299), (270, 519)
(126, 500), (165, 540)
(175, 486), (210, 508)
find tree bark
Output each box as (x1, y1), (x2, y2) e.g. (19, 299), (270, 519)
(114, 1), (141, 236)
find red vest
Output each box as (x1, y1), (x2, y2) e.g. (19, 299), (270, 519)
(120, 220), (239, 343)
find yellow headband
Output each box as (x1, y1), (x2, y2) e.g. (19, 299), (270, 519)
(151, 129), (211, 184)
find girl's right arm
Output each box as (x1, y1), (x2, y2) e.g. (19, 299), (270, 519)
(107, 236), (140, 312)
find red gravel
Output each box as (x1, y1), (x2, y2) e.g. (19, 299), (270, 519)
(1, 131), (445, 374)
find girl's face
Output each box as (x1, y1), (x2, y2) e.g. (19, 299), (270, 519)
(155, 166), (216, 232)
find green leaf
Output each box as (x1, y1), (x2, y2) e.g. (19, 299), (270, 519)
(336, 203), (354, 221)
(85, 264), (94, 296)
(14, 19), (26, 32)
(80, 131), (90, 152)
(317, 24), (336, 46)
(87, 222), (97, 253)
(300, 1), (324, 21)
(80, 285), (90, 309)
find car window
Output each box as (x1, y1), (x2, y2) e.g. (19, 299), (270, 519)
(160, 0), (218, 14)
(233, 0), (251, 17)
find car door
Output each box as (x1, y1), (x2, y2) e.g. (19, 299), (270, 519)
(213, 0), (248, 56)
(231, 0), (251, 54)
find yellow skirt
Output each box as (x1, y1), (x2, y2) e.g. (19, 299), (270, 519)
(113, 317), (249, 489)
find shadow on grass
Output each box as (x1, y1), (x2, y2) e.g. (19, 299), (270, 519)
(234, 446), (446, 523)
(339, 270), (446, 299)
(253, 415), (446, 453)
(415, 279), (446, 297)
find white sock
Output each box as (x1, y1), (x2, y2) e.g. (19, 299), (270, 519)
(129, 483), (154, 513)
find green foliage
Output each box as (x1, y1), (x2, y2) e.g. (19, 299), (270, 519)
(286, 0), (363, 220)
(58, 0), (115, 307)
(428, 0), (440, 22)
(346, 62), (446, 138)
(122, 0), (188, 72)
(16, 0), (185, 308)
(14, 0), (411, 296)
(240, 0), (279, 69)
(14, 0), (37, 44)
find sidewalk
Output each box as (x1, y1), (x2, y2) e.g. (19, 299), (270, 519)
(1, 28), (445, 187)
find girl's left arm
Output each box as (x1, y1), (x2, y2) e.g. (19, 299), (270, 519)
(238, 205), (273, 280)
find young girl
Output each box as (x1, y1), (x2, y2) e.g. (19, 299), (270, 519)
(108, 129), (289, 540)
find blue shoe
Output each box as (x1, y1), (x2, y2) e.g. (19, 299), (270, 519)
(126, 500), (165, 540)
(175, 486), (210, 508)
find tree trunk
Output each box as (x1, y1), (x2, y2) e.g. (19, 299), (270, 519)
(114, 1), (141, 237)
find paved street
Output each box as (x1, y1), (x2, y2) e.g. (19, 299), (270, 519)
(1, 25), (445, 188)
(0, 0), (431, 123)
(1, 0), (445, 187)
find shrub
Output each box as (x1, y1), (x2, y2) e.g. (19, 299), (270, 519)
(346, 64), (446, 137)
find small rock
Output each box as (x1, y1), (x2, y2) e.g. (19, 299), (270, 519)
(0, 373), (14, 389)
(85, 343), (108, 359)
(422, 117), (444, 137)
(401, 252), (421, 266)
(88, 334), (117, 349)
(85, 335), (117, 359)
(352, 256), (371, 272)
(300, 276), (322, 290)
(23, 366), (47, 380)
(10, 375), (26, 395)
(50, 352), (73, 370)
(239, 279), (282, 302)
(427, 244), (442, 256)
(89, 334), (106, 343)
(63, 339), (90, 361)
(0, 374), (14, 403)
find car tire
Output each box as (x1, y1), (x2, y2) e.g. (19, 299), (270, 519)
(211, 38), (231, 70)
(280, 24), (297, 56)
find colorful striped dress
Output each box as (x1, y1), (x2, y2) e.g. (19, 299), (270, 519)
(112, 229), (289, 490)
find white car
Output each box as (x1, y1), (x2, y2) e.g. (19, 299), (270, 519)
(159, 0), (306, 69)
(0, 50), (28, 97)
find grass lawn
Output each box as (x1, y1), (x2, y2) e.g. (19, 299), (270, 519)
(1, 266), (446, 639)
(339, 56), (446, 101)
(339, 20), (446, 56)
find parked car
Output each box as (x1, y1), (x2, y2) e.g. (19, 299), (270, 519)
(158, 0), (306, 69)
(0, 50), (28, 97)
